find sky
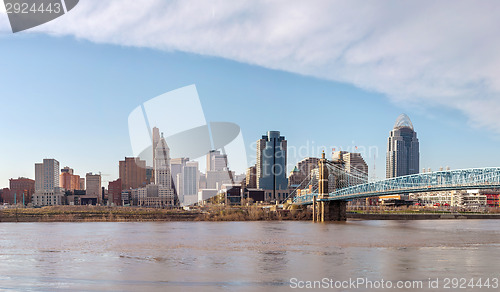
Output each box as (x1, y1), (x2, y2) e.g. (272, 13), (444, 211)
(1, 0), (500, 186)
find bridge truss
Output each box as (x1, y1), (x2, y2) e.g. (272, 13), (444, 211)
(294, 167), (500, 205)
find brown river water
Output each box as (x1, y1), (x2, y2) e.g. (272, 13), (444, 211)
(0, 220), (499, 291)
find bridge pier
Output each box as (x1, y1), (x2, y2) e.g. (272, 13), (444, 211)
(312, 196), (317, 222)
(312, 152), (348, 222)
(321, 200), (347, 221)
(314, 199), (347, 222)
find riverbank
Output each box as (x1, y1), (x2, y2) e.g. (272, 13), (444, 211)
(348, 212), (500, 220)
(2, 206), (500, 222)
(0, 206), (311, 222)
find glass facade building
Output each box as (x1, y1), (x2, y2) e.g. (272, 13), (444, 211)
(386, 114), (420, 178)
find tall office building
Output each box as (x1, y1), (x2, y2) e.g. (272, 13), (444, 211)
(288, 157), (320, 189)
(176, 161), (199, 205)
(171, 157), (189, 195)
(33, 159), (64, 206)
(152, 127), (160, 182)
(245, 165), (257, 189)
(206, 150), (228, 171)
(256, 131), (288, 202)
(119, 157), (147, 190)
(154, 134), (172, 189)
(86, 173), (102, 203)
(60, 167), (81, 191)
(386, 114), (420, 178)
(35, 159), (60, 192)
(332, 151), (368, 175)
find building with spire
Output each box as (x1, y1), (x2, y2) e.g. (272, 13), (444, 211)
(386, 114), (420, 178)
(137, 132), (175, 207)
(155, 133), (172, 188)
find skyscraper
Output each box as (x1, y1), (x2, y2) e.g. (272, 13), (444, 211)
(154, 133), (172, 189)
(152, 126), (160, 182)
(206, 150), (228, 171)
(177, 161), (199, 206)
(386, 114), (420, 178)
(33, 159), (64, 206)
(256, 131), (288, 202)
(35, 159), (60, 192)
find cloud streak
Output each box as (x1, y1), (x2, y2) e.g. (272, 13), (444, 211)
(5, 0), (500, 133)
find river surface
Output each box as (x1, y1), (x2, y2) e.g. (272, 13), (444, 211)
(0, 220), (499, 291)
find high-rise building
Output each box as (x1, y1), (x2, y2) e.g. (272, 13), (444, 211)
(33, 159), (64, 206)
(386, 114), (420, 178)
(119, 157), (147, 190)
(332, 151), (368, 175)
(86, 173), (102, 204)
(288, 157), (320, 187)
(171, 157), (189, 196)
(177, 161), (199, 205)
(152, 127), (160, 182)
(8, 177), (35, 205)
(154, 134), (172, 189)
(60, 167), (81, 191)
(35, 159), (60, 192)
(332, 151), (369, 188)
(256, 131), (288, 202)
(245, 165), (257, 189)
(206, 150), (228, 171)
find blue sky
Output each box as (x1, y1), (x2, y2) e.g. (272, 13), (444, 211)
(1, 1), (500, 186)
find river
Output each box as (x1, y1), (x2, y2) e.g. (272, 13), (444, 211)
(0, 220), (499, 291)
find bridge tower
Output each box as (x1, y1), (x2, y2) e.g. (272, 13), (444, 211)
(314, 151), (347, 222)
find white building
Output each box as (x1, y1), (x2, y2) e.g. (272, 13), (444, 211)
(411, 190), (487, 207)
(176, 161), (199, 206)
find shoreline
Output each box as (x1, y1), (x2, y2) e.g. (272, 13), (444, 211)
(347, 212), (500, 220)
(1, 206), (500, 222)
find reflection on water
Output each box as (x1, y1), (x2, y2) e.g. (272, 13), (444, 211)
(0, 220), (499, 291)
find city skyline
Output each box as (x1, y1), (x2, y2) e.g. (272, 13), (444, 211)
(3, 2), (500, 187)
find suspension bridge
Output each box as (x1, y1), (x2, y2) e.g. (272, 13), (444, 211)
(291, 153), (500, 221)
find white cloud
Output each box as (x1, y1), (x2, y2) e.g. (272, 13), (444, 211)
(9, 0), (500, 133)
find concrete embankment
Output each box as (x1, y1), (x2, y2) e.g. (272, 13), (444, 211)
(347, 212), (500, 220)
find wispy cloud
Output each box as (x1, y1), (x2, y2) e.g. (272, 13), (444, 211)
(5, 0), (500, 133)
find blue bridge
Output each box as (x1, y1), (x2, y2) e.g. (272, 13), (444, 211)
(291, 153), (500, 221)
(294, 167), (500, 205)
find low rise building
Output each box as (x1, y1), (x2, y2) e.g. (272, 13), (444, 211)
(137, 184), (175, 207)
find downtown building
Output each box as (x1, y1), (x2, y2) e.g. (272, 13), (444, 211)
(256, 131), (289, 203)
(32, 159), (65, 206)
(60, 167), (82, 192)
(177, 161), (199, 206)
(5, 177), (35, 205)
(386, 114), (419, 178)
(119, 157), (148, 191)
(85, 172), (102, 205)
(137, 133), (175, 207)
